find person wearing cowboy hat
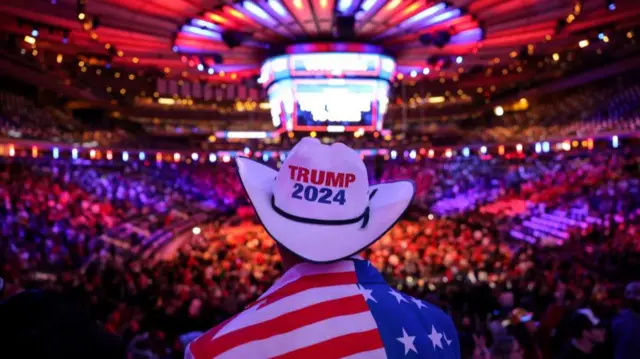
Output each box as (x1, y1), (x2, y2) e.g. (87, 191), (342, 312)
(186, 137), (460, 359)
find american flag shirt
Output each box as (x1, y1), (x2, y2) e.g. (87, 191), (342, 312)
(186, 258), (460, 359)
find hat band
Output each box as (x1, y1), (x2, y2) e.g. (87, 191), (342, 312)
(270, 190), (377, 229)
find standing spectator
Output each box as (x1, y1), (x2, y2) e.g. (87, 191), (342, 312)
(491, 336), (524, 359)
(611, 282), (640, 359)
(187, 138), (460, 359)
(556, 309), (604, 359)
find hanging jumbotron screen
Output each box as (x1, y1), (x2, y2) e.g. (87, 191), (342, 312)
(259, 49), (395, 132)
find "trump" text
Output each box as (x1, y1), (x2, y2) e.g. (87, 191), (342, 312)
(288, 165), (356, 188)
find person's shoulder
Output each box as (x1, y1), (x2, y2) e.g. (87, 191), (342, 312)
(369, 282), (454, 323)
(408, 293), (456, 329)
(185, 314), (239, 359)
(613, 310), (640, 331)
(412, 294), (460, 348)
(367, 284), (461, 358)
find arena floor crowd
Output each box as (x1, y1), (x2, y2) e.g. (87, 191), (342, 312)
(1, 145), (639, 359)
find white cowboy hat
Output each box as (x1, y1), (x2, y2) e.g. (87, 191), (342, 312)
(236, 137), (415, 263)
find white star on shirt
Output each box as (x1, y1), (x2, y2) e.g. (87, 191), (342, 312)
(358, 285), (377, 303)
(396, 327), (418, 355)
(411, 297), (427, 310)
(389, 289), (408, 304)
(443, 331), (452, 346)
(428, 325), (443, 350)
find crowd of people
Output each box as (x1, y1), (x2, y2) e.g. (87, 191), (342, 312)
(466, 75), (640, 145)
(0, 144), (638, 358)
(2, 70), (640, 155)
(0, 91), (137, 148)
(0, 91), (79, 143)
(0, 159), (248, 277)
(2, 70), (640, 357)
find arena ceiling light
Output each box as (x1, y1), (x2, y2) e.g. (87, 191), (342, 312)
(7, 0), (638, 104)
(172, 0), (481, 83)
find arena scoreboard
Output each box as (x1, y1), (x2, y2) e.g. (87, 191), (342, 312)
(259, 44), (395, 133)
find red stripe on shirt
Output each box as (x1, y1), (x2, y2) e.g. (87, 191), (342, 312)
(270, 328), (385, 359)
(188, 315), (237, 358)
(201, 294), (369, 358)
(257, 272), (358, 309)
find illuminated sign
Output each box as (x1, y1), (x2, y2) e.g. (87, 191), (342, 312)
(213, 131), (274, 139)
(290, 53), (380, 76)
(259, 52), (396, 88)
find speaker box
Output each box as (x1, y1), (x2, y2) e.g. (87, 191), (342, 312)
(222, 31), (250, 49)
(335, 16), (356, 39)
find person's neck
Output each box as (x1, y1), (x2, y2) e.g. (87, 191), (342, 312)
(571, 338), (593, 354)
(277, 244), (305, 272)
(281, 255), (304, 272)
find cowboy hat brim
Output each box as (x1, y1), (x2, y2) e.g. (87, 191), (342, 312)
(236, 156), (416, 263)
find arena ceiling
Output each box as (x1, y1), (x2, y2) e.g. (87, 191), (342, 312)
(0, 0), (639, 92)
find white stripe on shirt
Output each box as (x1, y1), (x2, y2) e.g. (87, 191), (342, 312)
(217, 311), (378, 359)
(215, 284), (360, 339)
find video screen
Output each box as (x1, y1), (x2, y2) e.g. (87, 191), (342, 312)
(267, 79), (389, 132)
(261, 51), (394, 132)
